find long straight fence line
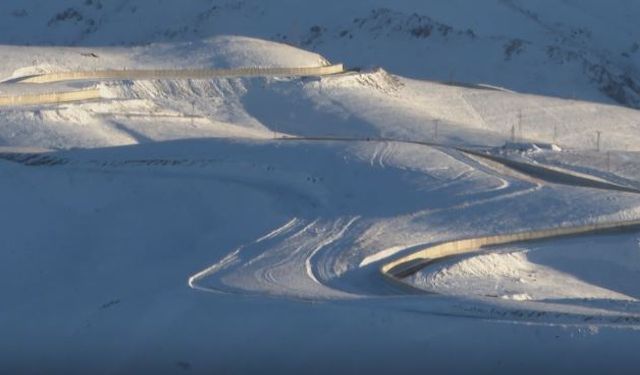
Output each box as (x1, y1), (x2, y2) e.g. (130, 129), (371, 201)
(0, 64), (345, 106)
(11, 64), (346, 84)
(0, 88), (102, 106)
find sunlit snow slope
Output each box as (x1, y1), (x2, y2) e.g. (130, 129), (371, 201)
(1, 0), (640, 107)
(2, 3), (640, 374)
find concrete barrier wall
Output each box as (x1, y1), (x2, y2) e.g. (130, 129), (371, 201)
(0, 88), (102, 106)
(16, 64), (345, 84)
(1, 64), (344, 105)
(381, 219), (640, 291)
(462, 149), (640, 194)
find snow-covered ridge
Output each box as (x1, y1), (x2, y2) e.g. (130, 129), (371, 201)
(3, 55), (639, 152)
(1, 0), (639, 107)
(0, 36), (331, 80)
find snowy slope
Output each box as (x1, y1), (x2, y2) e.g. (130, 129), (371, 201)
(2, 2), (640, 374)
(3, 137), (640, 374)
(410, 231), (640, 302)
(1, 0), (639, 107)
(2, 49), (640, 152)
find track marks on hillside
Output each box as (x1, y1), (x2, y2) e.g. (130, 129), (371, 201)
(190, 216), (362, 299)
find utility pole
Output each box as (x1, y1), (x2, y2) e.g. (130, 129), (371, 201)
(596, 130), (602, 152)
(517, 109), (523, 142)
(606, 150), (611, 172)
(511, 124), (516, 143)
(191, 101), (195, 128)
(434, 119), (439, 141)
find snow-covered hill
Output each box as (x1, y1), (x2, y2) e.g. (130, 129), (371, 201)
(2, 38), (639, 152)
(2, 2), (640, 374)
(1, 0), (640, 107)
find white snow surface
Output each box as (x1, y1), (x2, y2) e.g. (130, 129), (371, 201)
(2, 2), (640, 373)
(410, 232), (640, 303)
(2, 0), (640, 107)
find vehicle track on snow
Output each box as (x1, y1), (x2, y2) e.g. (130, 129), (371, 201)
(3, 134), (640, 323)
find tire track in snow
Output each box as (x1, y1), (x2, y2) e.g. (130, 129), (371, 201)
(305, 216), (360, 285)
(191, 217), (361, 299)
(188, 217), (306, 294)
(255, 217), (300, 243)
(4, 135), (634, 193)
(368, 141), (391, 169)
(251, 217), (360, 298)
(438, 147), (526, 193)
(5, 135), (636, 305)
(251, 219), (321, 288)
